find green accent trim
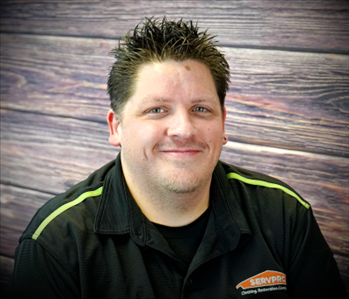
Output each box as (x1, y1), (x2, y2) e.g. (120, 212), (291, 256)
(32, 186), (103, 240)
(226, 173), (310, 209)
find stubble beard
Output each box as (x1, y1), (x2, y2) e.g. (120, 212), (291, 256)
(160, 172), (203, 194)
(152, 169), (210, 212)
(154, 140), (210, 194)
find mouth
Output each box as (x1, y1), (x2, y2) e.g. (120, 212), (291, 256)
(160, 149), (202, 158)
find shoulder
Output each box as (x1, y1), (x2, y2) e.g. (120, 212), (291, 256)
(20, 160), (116, 243)
(217, 161), (315, 261)
(219, 160), (310, 211)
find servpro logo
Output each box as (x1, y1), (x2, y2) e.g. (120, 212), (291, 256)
(236, 270), (287, 290)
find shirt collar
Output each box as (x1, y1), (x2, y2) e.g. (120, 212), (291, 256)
(209, 161), (252, 251)
(94, 155), (251, 250)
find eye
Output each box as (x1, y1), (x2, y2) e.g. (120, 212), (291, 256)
(149, 108), (164, 114)
(193, 107), (208, 112)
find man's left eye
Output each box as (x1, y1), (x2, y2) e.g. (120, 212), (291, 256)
(193, 107), (208, 112)
(150, 108), (164, 113)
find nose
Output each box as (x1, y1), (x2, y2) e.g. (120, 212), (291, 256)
(167, 109), (196, 139)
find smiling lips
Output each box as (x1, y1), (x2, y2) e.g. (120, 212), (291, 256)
(156, 141), (207, 158)
(160, 149), (203, 158)
(162, 149), (201, 152)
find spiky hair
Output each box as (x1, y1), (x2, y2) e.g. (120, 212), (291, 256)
(108, 17), (230, 116)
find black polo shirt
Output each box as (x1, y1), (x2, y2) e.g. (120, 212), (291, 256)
(5, 155), (347, 298)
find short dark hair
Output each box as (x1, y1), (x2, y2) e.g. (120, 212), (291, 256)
(107, 17), (230, 116)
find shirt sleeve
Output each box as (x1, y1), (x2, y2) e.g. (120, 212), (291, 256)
(4, 238), (80, 299)
(286, 207), (347, 298)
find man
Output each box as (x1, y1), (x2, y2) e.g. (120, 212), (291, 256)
(5, 17), (347, 298)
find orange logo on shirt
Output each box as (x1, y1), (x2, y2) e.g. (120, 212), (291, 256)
(236, 270), (287, 290)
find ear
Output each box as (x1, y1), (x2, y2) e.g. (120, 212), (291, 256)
(107, 109), (122, 147)
(222, 107), (228, 145)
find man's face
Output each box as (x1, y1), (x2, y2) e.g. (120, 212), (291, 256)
(108, 59), (227, 194)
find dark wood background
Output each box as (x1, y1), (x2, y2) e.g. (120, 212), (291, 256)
(1, 0), (348, 294)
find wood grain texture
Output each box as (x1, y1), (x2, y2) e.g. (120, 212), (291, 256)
(1, 0), (348, 292)
(1, 34), (348, 157)
(1, 0), (348, 52)
(224, 48), (349, 157)
(0, 109), (116, 195)
(0, 255), (14, 284)
(0, 184), (54, 257)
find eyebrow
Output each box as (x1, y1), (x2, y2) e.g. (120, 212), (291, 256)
(143, 97), (172, 103)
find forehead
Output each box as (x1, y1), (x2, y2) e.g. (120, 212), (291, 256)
(129, 59), (219, 105)
(137, 59), (213, 82)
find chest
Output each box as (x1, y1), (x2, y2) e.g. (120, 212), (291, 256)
(76, 234), (289, 299)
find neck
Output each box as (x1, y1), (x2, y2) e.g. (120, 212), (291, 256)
(138, 188), (210, 227)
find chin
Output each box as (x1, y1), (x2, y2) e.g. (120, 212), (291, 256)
(160, 173), (204, 194)
(162, 183), (199, 194)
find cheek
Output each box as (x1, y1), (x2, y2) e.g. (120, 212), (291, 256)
(205, 124), (223, 141)
(125, 123), (163, 149)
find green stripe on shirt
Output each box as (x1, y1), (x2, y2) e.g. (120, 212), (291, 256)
(32, 186), (103, 240)
(226, 173), (310, 209)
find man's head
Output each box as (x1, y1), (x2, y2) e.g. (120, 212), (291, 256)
(107, 17), (230, 117)
(106, 18), (230, 217)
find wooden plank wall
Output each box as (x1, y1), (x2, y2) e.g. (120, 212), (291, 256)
(1, 0), (348, 294)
